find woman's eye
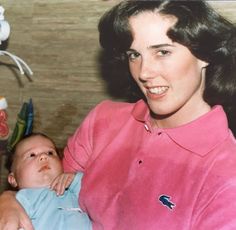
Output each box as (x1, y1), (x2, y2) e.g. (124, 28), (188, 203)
(157, 50), (170, 56)
(126, 51), (140, 61)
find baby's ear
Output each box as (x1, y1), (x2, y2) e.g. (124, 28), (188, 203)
(8, 172), (18, 188)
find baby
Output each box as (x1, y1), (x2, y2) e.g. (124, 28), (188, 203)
(6, 133), (91, 230)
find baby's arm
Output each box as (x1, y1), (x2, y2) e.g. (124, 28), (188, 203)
(50, 172), (75, 196)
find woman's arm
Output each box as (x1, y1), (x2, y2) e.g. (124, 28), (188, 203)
(191, 183), (236, 229)
(0, 191), (34, 230)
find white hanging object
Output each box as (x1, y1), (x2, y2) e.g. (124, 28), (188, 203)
(0, 6), (10, 42)
(0, 50), (33, 75)
(0, 5), (33, 76)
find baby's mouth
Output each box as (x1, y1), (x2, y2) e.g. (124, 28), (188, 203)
(38, 165), (50, 172)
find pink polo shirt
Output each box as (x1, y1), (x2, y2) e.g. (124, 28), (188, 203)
(63, 100), (236, 230)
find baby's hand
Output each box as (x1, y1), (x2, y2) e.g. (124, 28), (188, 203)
(50, 173), (75, 196)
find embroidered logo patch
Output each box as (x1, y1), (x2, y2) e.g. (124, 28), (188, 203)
(159, 195), (175, 210)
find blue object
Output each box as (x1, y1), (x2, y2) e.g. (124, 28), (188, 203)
(159, 195), (175, 210)
(24, 98), (34, 136)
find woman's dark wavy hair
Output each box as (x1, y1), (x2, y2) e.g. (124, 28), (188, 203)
(98, 0), (236, 135)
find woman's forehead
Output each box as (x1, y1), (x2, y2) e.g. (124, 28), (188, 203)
(129, 12), (177, 47)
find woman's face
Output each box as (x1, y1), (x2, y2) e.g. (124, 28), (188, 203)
(127, 12), (210, 128)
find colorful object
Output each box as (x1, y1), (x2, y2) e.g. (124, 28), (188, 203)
(24, 98), (34, 136)
(7, 98), (34, 151)
(0, 97), (9, 139)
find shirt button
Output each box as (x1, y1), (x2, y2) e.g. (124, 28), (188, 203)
(138, 160), (143, 164)
(144, 124), (149, 131)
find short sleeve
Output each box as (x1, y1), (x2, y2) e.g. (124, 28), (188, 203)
(69, 172), (83, 199)
(62, 104), (98, 173)
(16, 190), (34, 218)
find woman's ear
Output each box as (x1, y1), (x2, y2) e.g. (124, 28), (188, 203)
(8, 172), (18, 188)
(200, 59), (209, 69)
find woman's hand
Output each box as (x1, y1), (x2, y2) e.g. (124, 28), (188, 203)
(0, 191), (34, 230)
(50, 172), (75, 196)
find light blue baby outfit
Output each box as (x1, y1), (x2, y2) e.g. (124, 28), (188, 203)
(16, 173), (91, 230)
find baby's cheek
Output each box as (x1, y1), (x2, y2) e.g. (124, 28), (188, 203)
(17, 164), (35, 183)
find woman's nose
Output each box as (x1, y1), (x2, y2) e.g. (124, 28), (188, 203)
(139, 60), (156, 81)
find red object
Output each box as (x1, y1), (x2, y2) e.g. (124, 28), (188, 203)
(0, 110), (9, 138)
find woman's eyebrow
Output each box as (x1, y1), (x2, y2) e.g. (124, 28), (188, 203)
(126, 48), (137, 52)
(128, 43), (174, 52)
(148, 43), (174, 49)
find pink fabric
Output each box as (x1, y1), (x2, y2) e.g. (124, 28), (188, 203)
(63, 100), (236, 230)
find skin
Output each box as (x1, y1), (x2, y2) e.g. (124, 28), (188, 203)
(8, 135), (75, 193)
(127, 12), (210, 128)
(0, 135), (75, 230)
(8, 135), (63, 189)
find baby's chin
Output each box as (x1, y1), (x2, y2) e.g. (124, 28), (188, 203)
(19, 181), (51, 189)
(19, 174), (59, 189)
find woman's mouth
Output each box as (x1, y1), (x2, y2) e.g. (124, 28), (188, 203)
(148, 86), (169, 95)
(146, 86), (169, 99)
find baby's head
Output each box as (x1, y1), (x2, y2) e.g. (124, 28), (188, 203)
(6, 133), (63, 189)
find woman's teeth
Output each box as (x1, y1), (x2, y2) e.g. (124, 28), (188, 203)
(149, 87), (168, 94)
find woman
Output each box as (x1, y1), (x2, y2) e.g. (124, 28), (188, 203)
(0, 1), (235, 229)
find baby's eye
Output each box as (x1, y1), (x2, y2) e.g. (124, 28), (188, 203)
(47, 150), (57, 156)
(29, 153), (36, 157)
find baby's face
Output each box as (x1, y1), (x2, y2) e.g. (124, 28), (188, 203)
(11, 135), (63, 189)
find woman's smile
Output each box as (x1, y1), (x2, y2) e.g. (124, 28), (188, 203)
(146, 86), (169, 99)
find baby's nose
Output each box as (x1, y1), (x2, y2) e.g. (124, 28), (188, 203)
(39, 153), (48, 161)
